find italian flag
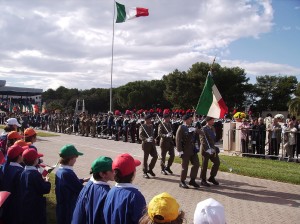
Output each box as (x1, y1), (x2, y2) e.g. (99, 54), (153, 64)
(116, 2), (149, 23)
(196, 72), (228, 118)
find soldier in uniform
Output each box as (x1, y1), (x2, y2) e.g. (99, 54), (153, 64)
(114, 110), (123, 141)
(107, 112), (114, 140)
(90, 114), (97, 137)
(84, 114), (91, 137)
(158, 112), (175, 175)
(175, 114), (200, 189)
(122, 111), (131, 142)
(79, 112), (86, 136)
(129, 114), (137, 143)
(139, 114), (158, 179)
(199, 116), (220, 186)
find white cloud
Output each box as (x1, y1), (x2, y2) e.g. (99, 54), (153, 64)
(282, 26), (291, 31)
(0, 0), (297, 92)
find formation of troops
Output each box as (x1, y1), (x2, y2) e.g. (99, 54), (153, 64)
(2, 109), (221, 145)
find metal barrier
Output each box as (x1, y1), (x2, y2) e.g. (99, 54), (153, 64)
(225, 127), (300, 161)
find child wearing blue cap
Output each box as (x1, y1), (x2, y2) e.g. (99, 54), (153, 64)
(55, 144), (88, 224)
(72, 156), (114, 224)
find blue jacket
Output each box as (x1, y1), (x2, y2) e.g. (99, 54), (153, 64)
(1, 162), (23, 224)
(72, 178), (111, 224)
(55, 166), (83, 224)
(103, 183), (146, 224)
(19, 166), (51, 224)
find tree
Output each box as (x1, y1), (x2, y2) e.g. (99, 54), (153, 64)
(163, 62), (251, 111)
(288, 83), (300, 117)
(255, 75), (298, 111)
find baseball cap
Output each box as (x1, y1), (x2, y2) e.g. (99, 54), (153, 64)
(22, 148), (43, 163)
(14, 139), (31, 147)
(91, 156), (113, 173)
(112, 153), (141, 177)
(148, 192), (180, 223)
(59, 144), (83, 157)
(194, 198), (226, 224)
(8, 131), (23, 140)
(24, 128), (37, 137)
(6, 118), (21, 127)
(7, 145), (25, 160)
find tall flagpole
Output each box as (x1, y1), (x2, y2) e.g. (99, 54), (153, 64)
(110, 1), (116, 112)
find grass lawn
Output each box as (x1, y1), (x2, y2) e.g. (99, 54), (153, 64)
(46, 174), (56, 224)
(175, 154), (300, 185)
(0, 125), (59, 137)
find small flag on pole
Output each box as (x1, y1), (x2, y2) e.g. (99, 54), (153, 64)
(195, 71), (228, 119)
(115, 1), (149, 23)
(38, 162), (59, 177)
(0, 191), (11, 207)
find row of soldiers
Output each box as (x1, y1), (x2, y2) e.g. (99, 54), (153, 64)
(4, 110), (223, 145)
(47, 111), (187, 144)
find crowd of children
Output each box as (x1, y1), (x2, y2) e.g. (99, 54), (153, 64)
(0, 118), (227, 224)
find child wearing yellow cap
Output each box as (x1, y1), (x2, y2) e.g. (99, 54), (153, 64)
(139, 192), (185, 224)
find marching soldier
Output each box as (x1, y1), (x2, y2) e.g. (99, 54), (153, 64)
(176, 114), (200, 189)
(158, 113), (175, 175)
(139, 114), (158, 179)
(199, 116), (220, 186)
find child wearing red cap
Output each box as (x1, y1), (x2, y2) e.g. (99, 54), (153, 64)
(55, 144), (88, 224)
(72, 156), (114, 224)
(6, 131), (23, 149)
(24, 128), (38, 150)
(103, 153), (146, 224)
(0, 145), (24, 224)
(19, 148), (51, 224)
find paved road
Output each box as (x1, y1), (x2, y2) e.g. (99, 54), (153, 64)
(34, 132), (300, 224)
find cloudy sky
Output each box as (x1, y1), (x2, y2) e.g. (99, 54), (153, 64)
(0, 0), (299, 91)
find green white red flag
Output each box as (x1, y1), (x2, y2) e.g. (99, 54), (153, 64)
(196, 71), (228, 118)
(115, 2), (149, 23)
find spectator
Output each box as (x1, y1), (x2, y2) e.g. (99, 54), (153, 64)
(6, 131), (23, 149)
(56, 144), (87, 224)
(239, 118), (250, 154)
(267, 118), (282, 156)
(1, 145), (24, 224)
(194, 198), (226, 224)
(19, 148), (51, 224)
(139, 192), (185, 224)
(0, 118), (21, 155)
(24, 128), (38, 150)
(72, 156), (114, 224)
(103, 153), (146, 224)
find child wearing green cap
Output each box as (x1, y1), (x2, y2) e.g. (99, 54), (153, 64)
(72, 156), (114, 224)
(55, 144), (88, 224)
